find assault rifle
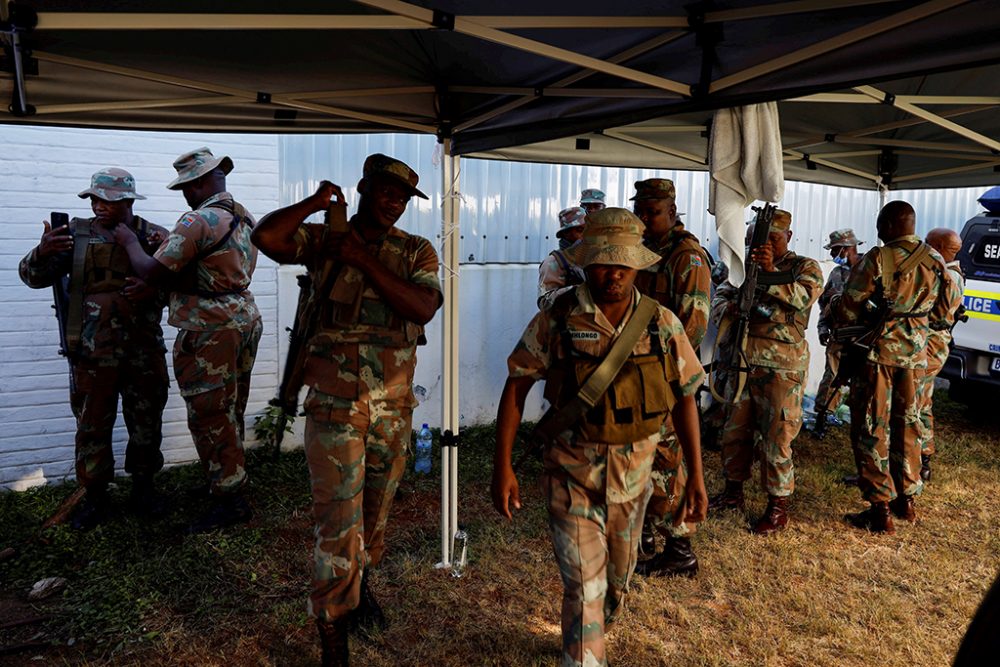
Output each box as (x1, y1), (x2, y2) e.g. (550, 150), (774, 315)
(263, 201), (349, 459)
(812, 294), (895, 435)
(48, 212), (73, 372)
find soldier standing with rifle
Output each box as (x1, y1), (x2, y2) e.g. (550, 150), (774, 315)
(709, 209), (823, 534)
(834, 202), (959, 533)
(18, 168), (169, 530)
(630, 178), (711, 577)
(251, 154), (442, 667)
(810, 229), (863, 438)
(492, 208), (706, 667)
(537, 206), (587, 309)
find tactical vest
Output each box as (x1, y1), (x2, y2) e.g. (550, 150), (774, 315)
(882, 239), (943, 320)
(81, 217), (151, 294)
(317, 231), (426, 347)
(748, 254), (812, 339)
(541, 290), (673, 443)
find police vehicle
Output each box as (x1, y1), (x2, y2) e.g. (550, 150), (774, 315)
(941, 186), (1000, 404)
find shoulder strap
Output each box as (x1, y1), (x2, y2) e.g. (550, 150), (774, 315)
(533, 295), (658, 442)
(65, 218), (93, 355)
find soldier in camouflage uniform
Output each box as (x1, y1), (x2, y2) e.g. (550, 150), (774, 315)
(630, 178), (711, 577)
(579, 187), (607, 214)
(19, 168), (169, 530)
(916, 228), (964, 482)
(810, 228), (863, 438)
(115, 148), (262, 533)
(834, 202), (959, 533)
(493, 208), (707, 667)
(709, 210), (823, 534)
(251, 154), (442, 667)
(538, 206), (587, 308)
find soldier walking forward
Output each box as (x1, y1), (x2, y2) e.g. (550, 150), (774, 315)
(492, 209), (707, 667)
(19, 168), (169, 530)
(252, 154), (442, 667)
(115, 148), (262, 533)
(630, 178), (711, 576)
(709, 210), (823, 534)
(834, 202), (959, 533)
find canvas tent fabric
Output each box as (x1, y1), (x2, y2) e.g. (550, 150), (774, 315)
(2, 0), (1000, 189)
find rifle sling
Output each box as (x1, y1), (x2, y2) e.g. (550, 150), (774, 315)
(64, 218), (92, 356)
(757, 270), (795, 286)
(532, 295), (658, 444)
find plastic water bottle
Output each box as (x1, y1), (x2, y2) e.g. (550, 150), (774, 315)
(415, 424), (432, 474)
(451, 527), (468, 578)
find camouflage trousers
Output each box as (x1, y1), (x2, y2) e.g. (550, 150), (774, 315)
(916, 365), (943, 456)
(720, 367), (805, 497)
(814, 343), (847, 414)
(850, 363), (923, 502)
(70, 350), (168, 489)
(544, 447), (651, 667)
(303, 388), (412, 622)
(173, 320), (262, 496)
(643, 429), (693, 538)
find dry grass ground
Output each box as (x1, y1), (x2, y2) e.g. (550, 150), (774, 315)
(1, 388), (998, 666)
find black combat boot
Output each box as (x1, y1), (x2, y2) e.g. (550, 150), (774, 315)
(350, 570), (387, 634)
(70, 485), (111, 531)
(751, 495), (789, 535)
(845, 501), (895, 534)
(810, 415), (828, 439)
(128, 474), (167, 519)
(633, 536), (698, 578)
(920, 454), (932, 482)
(708, 480), (745, 512)
(317, 617), (350, 667)
(638, 518), (657, 558)
(186, 493), (252, 534)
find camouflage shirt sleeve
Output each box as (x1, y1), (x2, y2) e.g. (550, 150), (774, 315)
(19, 246), (69, 289)
(711, 281), (737, 327)
(664, 246), (711, 348)
(507, 310), (553, 380)
(762, 255), (823, 313)
(658, 307), (705, 398)
(408, 234), (442, 293)
(154, 210), (211, 273)
(931, 260), (963, 330)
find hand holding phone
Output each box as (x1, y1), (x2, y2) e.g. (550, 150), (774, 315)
(38, 212), (73, 258)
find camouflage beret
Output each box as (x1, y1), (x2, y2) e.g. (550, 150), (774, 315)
(78, 167), (146, 201)
(630, 178), (676, 201)
(363, 153), (428, 200)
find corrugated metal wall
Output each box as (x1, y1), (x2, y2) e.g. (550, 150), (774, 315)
(282, 134), (988, 263)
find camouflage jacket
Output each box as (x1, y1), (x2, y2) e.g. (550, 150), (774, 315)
(19, 215), (167, 360)
(713, 251), (823, 371)
(537, 248), (586, 309)
(834, 235), (956, 369)
(926, 260), (965, 371)
(634, 224), (711, 349)
(154, 191), (260, 332)
(292, 217), (442, 404)
(817, 264), (851, 338)
(507, 284), (704, 503)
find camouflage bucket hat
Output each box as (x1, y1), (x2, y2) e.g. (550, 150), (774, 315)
(566, 207), (662, 270)
(824, 227), (863, 249)
(556, 206), (587, 238)
(770, 209), (792, 232)
(579, 188), (606, 205)
(167, 147), (234, 190)
(77, 167), (146, 201)
(630, 178), (676, 201)
(363, 153), (428, 199)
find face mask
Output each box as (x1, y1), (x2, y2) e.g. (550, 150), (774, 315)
(833, 254), (849, 266)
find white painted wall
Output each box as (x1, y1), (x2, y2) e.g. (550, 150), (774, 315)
(0, 126), (280, 490)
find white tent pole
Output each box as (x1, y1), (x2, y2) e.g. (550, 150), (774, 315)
(436, 138), (462, 569)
